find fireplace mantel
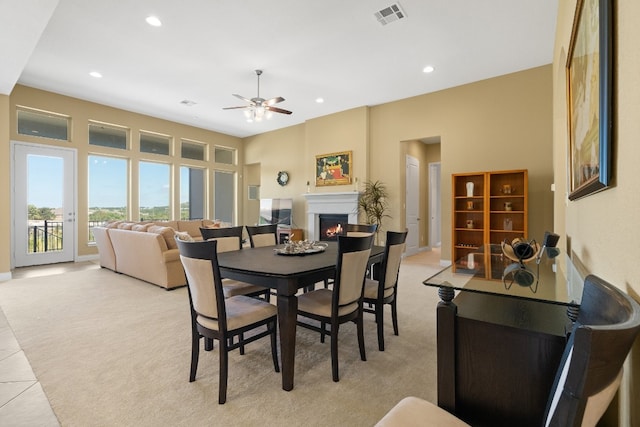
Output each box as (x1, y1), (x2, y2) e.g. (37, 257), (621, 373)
(303, 192), (360, 241)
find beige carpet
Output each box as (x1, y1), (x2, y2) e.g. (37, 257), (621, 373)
(0, 251), (443, 427)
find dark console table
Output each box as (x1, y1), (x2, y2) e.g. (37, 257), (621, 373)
(423, 244), (581, 427)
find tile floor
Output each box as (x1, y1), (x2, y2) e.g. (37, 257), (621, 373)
(0, 261), (100, 427)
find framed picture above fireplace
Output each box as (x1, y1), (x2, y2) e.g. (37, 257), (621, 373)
(315, 150), (352, 186)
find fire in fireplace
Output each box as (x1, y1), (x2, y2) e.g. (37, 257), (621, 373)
(318, 214), (348, 241)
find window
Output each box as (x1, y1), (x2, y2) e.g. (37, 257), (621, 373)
(214, 147), (234, 165)
(180, 166), (205, 220)
(140, 132), (170, 156)
(17, 108), (70, 141)
(214, 170), (234, 223)
(88, 156), (128, 242)
(139, 161), (170, 220)
(181, 139), (206, 161)
(89, 122), (128, 150)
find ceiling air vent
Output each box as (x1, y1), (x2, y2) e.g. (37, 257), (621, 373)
(374, 3), (406, 26)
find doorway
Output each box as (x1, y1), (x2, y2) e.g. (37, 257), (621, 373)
(12, 142), (76, 267)
(405, 155), (419, 256)
(429, 162), (442, 248)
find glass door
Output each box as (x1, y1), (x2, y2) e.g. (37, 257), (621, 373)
(12, 142), (76, 267)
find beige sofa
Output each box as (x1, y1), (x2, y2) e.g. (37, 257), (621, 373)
(93, 219), (222, 289)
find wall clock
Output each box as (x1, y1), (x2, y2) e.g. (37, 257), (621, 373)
(277, 171), (289, 186)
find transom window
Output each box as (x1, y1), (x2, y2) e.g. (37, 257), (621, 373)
(17, 108), (70, 141)
(89, 121), (128, 150)
(140, 131), (171, 156)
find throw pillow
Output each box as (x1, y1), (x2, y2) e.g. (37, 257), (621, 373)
(175, 231), (194, 242)
(147, 225), (178, 249)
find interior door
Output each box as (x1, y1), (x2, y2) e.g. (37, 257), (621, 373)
(405, 155), (419, 256)
(429, 162), (442, 247)
(12, 142), (76, 267)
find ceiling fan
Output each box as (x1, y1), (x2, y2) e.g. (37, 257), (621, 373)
(223, 69), (292, 122)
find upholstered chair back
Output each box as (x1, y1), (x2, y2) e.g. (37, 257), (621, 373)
(177, 239), (225, 329)
(246, 224), (278, 248)
(542, 274), (640, 427)
(334, 234), (374, 309)
(345, 223), (378, 237)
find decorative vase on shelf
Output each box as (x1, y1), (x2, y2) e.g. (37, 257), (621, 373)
(466, 181), (474, 197)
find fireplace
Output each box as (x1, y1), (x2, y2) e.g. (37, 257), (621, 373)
(319, 214), (348, 241)
(303, 192), (360, 241)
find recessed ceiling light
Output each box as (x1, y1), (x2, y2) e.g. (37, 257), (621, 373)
(316, 97), (324, 103)
(89, 71), (102, 78)
(423, 65), (435, 73)
(146, 16), (162, 27)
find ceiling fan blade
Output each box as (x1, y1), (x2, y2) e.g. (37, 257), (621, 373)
(265, 106), (293, 115)
(232, 94), (255, 104)
(264, 96), (285, 106)
(222, 106), (251, 110)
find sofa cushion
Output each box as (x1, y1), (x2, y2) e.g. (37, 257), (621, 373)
(202, 219), (220, 228)
(147, 225), (177, 249)
(177, 220), (203, 237)
(117, 222), (136, 230)
(154, 220), (179, 230)
(131, 223), (152, 232)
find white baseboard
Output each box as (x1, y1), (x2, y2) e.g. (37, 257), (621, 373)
(0, 271), (13, 282)
(76, 254), (99, 263)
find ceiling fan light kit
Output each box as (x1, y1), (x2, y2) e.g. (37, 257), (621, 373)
(223, 69), (292, 122)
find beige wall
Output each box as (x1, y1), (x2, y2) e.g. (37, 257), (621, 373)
(243, 108), (369, 234)
(3, 85), (242, 265)
(245, 67), (553, 256)
(0, 95), (10, 278)
(553, 2), (640, 425)
(369, 65), (554, 259)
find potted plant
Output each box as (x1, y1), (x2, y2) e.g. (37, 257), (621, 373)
(357, 180), (390, 243)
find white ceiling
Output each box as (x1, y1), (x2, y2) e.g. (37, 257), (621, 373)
(2, 0), (558, 138)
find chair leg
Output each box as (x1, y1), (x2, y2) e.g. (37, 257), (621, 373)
(190, 332), (200, 382)
(331, 324), (340, 382)
(391, 299), (399, 336)
(239, 333), (245, 355)
(219, 342), (228, 404)
(270, 320), (280, 372)
(205, 337), (214, 351)
(376, 304), (385, 352)
(320, 322), (326, 343)
(357, 312), (367, 361)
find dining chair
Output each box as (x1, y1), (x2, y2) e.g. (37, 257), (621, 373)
(345, 223), (378, 237)
(199, 226), (270, 302)
(296, 234), (374, 382)
(245, 224), (279, 247)
(362, 230), (407, 351)
(176, 239), (280, 404)
(375, 274), (640, 426)
(320, 223), (378, 290)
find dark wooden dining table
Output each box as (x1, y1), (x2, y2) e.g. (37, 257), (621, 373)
(216, 241), (384, 391)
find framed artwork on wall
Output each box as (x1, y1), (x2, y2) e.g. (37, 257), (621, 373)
(566, 0), (613, 200)
(315, 150), (352, 186)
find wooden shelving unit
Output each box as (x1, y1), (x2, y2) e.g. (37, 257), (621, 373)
(452, 169), (528, 278)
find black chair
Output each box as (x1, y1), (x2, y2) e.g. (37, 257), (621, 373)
(362, 230), (407, 351)
(199, 226), (270, 301)
(322, 223), (378, 289)
(200, 226), (244, 249)
(345, 223), (378, 236)
(245, 224), (278, 247)
(296, 234), (374, 382)
(176, 239), (279, 404)
(375, 274), (640, 426)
